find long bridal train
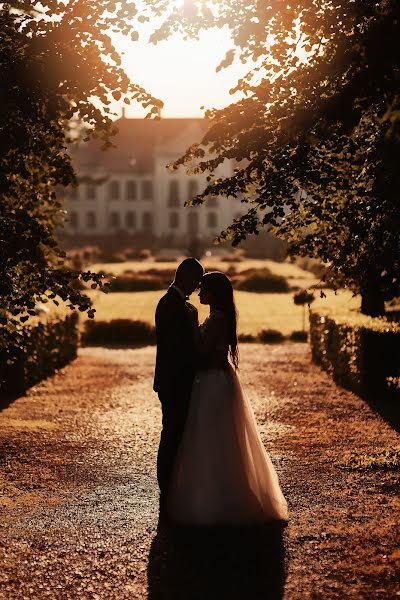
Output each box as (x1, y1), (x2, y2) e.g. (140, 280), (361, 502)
(167, 363), (288, 525)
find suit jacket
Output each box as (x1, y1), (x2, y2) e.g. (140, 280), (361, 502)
(153, 287), (197, 397)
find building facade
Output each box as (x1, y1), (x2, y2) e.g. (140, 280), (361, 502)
(62, 117), (244, 245)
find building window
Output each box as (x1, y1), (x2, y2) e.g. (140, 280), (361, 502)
(187, 212), (199, 234)
(207, 212), (217, 228)
(109, 212), (120, 228)
(207, 196), (218, 207)
(86, 211), (96, 229)
(126, 180), (137, 201)
(69, 211), (78, 228)
(169, 212), (179, 230)
(109, 180), (120, 200)
(86, 184), (97, 200)
(142, 180), (153, 201)
(143, 212), (153, 231)
(168, 180), (179, 207)
(126, 211), (136, 229)
(188, 180), (199, 201)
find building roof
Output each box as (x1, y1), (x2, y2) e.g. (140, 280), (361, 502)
(71, 117), (209, 175)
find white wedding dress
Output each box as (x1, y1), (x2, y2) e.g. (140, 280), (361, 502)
(167, 310), (288, 525)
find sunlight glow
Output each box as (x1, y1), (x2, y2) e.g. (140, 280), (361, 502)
(110, 27), (250, 118)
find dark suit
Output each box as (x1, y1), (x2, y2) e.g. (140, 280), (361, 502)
(153, 286), (197, 505)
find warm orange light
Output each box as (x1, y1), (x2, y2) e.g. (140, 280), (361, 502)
(109, 26), (250, 118)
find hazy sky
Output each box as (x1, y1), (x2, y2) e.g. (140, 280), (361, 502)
(111, 27), (249, 118)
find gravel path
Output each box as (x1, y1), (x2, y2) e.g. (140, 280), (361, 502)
(0, 344), (399, 599)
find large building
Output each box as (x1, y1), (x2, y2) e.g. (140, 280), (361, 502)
(62, 116), (244, 245)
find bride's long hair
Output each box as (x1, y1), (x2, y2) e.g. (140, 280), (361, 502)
(202, 271), (239, 369)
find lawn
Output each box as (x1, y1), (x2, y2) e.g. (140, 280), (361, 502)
(89, 258), (319, 290)
(83, 288), (360, 337)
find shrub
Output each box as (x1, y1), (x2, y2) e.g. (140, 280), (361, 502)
(125, 248), (152, 260)
(82, 319), (156, 346)
(258, 329), (285, 343)
(238, 333), (257, 343)
(309, 308), (400, 399)
(236, 269), (289, 293)
(293, 289), (315, 306)
(290, 330), (308, 342)
(0, 313), (79, 396)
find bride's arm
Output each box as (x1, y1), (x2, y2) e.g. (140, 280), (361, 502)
(192, 313), (223, 354)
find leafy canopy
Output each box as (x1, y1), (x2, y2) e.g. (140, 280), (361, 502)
(151, 0), (400, 314)
(0, 0), (162, 357)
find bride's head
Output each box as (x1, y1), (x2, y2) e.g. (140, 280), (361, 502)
(199, 271), (239, 368)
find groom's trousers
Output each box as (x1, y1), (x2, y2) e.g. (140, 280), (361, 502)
(157, 389), (190, 507)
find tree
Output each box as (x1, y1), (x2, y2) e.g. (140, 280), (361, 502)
(0, 1), (162, 357)
(157, 0), (400, 316)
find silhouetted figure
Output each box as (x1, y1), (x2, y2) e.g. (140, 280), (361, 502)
(153, 258), (204, 513)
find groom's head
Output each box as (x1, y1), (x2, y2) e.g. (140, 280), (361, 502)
(175, 258), (204, 296)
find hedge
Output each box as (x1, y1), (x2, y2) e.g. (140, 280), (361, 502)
(0, 313), (79, 397)
(82, 319), (309, 347)
(258, 328), (285, 343)
(82, 319), (156, 346)
(309, 307), (400, 399)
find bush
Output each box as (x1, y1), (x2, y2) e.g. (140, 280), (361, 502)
(236, 269), (289, 293)
(309, 308), (400, 399)
(258, 329), (285, 343)
(0, 313), (79, 396)
(125, 248), (152, 260)
(290, 330), (308, 342)
(82, 319), (156, 346)
(238, 333), (257, 343)
(293, 289), (315, 306)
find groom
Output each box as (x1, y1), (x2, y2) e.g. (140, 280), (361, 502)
(153, 257), (204, 514)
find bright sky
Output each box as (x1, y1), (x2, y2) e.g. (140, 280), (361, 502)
(111, 27), (250, 118)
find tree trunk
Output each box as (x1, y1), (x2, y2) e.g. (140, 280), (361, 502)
(360, 281), (385, 317)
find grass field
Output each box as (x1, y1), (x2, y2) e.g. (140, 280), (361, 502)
(89, 258), (319, 290)
(83, 288), (360, 336)
(34, 259), (359, 338)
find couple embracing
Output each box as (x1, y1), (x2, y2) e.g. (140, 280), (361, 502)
(153, 258), (288, 525)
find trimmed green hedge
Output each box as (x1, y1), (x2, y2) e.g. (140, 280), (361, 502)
(309, 308), (400, 399)
(82, 319), (307, 347)
(259, 328), (285, 343)
(0, 313), (79, 396)
(82, 319), (156, 346)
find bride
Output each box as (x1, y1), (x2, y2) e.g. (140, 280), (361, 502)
(167, 271), (288, 525)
